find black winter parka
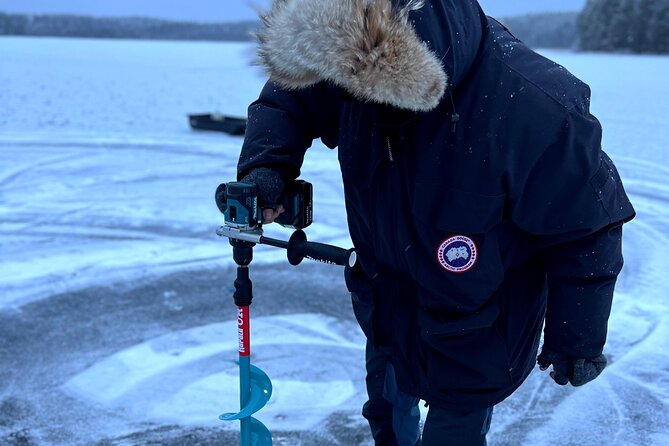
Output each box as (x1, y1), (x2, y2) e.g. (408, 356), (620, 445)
(238, 0), (635, 410)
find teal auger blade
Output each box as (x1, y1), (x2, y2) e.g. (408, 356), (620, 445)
(249, 416), (273, 446)
(220, 364), (273, 421)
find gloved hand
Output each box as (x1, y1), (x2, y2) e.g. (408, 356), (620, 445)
(240, 167), (286, 223)
(537, 348), (607, 387)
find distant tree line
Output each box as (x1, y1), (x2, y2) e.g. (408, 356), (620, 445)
(0, 12), (258, 41)
(500, 12), (579, 49)
(0, 10), (581, 49)
(3, 5), (668, 54)
(578, 0), (669, 53)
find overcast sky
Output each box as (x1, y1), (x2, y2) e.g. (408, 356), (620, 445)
(0, 0), (586, 22)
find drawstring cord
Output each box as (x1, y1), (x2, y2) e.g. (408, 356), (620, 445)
(449, 89), (460, 133)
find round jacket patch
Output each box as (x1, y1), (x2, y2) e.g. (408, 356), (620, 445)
(437, 235), (478, 273)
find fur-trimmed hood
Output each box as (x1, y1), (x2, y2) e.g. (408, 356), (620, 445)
(255, 0), (484, 112)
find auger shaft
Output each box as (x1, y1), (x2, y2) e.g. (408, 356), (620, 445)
(238, 306), (251, 444)
(231, 239), (258, 446)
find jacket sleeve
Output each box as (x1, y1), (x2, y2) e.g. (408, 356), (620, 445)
(540, 221), (625, 358)
(237, 81), (340, 180)
(509, 108), (635, 359)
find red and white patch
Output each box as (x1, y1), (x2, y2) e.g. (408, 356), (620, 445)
(436, 235), (478, 273)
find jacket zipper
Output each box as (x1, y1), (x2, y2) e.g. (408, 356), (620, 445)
(386, 136), (395, 163)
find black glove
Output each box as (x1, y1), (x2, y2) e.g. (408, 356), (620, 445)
(240, 167), (285, 210)
(537, 348), (607, 387)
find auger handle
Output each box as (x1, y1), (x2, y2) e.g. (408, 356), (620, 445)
(217, 226), (357, 268)
(286, 229), (357, 267)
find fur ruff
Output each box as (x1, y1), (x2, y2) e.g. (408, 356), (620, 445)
(256, 0), (448, 112)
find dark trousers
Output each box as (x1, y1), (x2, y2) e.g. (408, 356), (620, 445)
(422, 405), (493, 446)
(362, 342), (421, 446)
(363, 341), (493, 446)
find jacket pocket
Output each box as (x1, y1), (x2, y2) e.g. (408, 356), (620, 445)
(407, 183), (507, 312)
(419, 302), (512, 392)
(344, 264), (376, 342)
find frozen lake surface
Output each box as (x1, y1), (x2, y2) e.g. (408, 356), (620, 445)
(0, 37), (668, 445)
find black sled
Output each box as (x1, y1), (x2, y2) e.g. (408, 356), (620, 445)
(188, 113), (246, 135)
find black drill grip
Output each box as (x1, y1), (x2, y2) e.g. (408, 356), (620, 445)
(287, 230), (356, 267)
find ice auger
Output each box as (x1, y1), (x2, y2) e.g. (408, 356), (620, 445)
(215, 180), (356, 446)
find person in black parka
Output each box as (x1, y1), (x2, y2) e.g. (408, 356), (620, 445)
(235, 1), (636, 444)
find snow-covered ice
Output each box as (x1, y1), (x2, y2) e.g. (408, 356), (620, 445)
(0, 37), (668, 445)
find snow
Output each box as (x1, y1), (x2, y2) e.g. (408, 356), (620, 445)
(64, 313), (364, 430)
(1, 36), (668, 445)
